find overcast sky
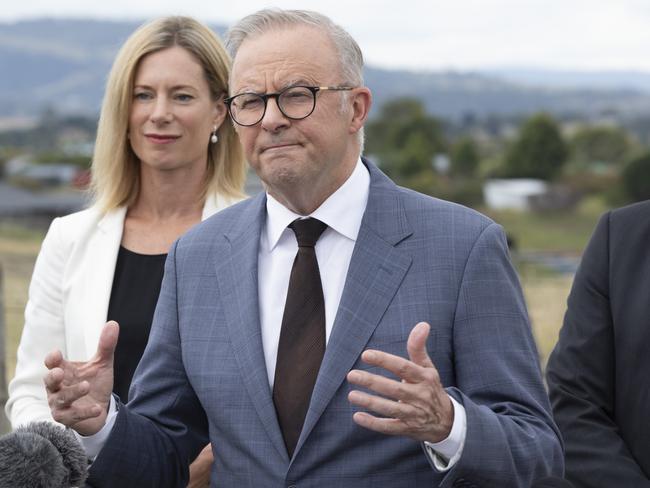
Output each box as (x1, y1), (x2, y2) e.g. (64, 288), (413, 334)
(2, 0), (650, 72)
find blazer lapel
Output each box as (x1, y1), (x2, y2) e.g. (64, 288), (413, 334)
(214, 194), (290, 462)
(202, 192), (244, 220)
(295, 162), (413, 456)
(81, 196), (227, 358)
(80, 207), (126, 356)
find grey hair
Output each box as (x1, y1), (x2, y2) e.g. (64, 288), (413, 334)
(225, 9), (364, 86)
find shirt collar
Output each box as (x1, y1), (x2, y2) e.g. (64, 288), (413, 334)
(265, 158), (370, 250)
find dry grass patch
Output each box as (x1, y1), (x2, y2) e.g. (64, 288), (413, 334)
(520, 272), (573, 370)
(0, 224), (43, 381)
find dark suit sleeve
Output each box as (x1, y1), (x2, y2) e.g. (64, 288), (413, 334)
(440, 223), (564, 487)
(546, 213), (650, 487)
(87, 240), (208, 487)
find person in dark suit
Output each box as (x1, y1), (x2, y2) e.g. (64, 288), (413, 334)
(547, 200), (650, 487)
(43, 9), (563, 487)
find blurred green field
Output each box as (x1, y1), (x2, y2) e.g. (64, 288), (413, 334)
(483, 196), (604, 253)
(0, 222), (45, 383)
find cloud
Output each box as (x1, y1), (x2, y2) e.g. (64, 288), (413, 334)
(2, 0), (650, 70)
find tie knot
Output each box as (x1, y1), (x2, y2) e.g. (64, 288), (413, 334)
(289, 218), (327, 248)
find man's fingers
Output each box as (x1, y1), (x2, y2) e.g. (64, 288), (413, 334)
(359, 349), (427, 384)
(348, 389), (416, 420)
(44, 349), (64, 370)
(43, 367), (65, 392)
(406, 322), (434, 368)
(96, 321), (119, 362)
(351, 412), (405, 436)
(51, 403), (103, 426)
(350, 322), (453, 443)
(47, 381), (90, 408)
(42, 329), (113, 434)
(348, 369), (418, 402)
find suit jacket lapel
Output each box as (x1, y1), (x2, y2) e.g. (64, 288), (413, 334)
(214, 193), (290, 462)
(295, 162), (413, 456)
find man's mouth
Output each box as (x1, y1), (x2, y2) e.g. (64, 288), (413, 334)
(261, 142), (300, 153)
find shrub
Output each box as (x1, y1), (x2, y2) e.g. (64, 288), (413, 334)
(621, 152), (650, 202)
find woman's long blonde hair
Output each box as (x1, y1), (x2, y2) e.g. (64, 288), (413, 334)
(91, 16), (246, 212)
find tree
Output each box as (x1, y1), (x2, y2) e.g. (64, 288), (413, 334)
(450, 137), (479, 178)
(366, 98), (446, 180)
(502, 113), (568, 180)
(570, 126), (632, 168)
(622, 152), (650, 202)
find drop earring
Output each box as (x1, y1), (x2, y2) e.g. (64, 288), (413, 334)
(210, 126), (218, 144)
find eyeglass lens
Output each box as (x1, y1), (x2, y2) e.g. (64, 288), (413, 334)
(229, 86), (316, 126)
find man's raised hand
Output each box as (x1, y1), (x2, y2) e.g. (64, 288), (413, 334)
(347, 322), (454, 443)
(44, 321), (119, 436)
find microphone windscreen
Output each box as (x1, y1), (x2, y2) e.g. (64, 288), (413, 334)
(25, 422), (89, 487)
(0, 422), (88, 488)
(0, 430), (67, 487)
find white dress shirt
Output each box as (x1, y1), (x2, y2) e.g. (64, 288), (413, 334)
(81, 158), (466, 469)
(258, 158), (369, 387)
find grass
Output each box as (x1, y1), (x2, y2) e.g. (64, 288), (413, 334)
(0, 222), (44, 432)
(518, 267), (573, 369)
(0, 222), (44, 253)
(0, 223), (44, 381)
(482, 196), (606, 253)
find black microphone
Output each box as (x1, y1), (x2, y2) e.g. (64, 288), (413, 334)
(0, 421), (88, 488)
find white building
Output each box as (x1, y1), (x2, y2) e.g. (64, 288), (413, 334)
(483, 178), (548, 211)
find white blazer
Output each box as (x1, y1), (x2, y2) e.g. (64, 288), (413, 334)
(5, 193), (241, 427)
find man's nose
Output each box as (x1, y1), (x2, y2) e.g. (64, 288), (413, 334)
(260, 97), (289, 132)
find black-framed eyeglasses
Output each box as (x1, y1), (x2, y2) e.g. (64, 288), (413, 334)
(224, 85), (354, 126)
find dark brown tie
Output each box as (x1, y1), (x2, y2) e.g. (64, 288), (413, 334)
(273, 217), (327, 458)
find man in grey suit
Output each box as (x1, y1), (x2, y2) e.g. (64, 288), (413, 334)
(45, 9), (563, 487)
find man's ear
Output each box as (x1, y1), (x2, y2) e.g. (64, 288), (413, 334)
(348, 87), (372, 135)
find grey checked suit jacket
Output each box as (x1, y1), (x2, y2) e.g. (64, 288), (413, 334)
(88, 160), (563, 487)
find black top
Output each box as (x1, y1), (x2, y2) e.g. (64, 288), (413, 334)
(106, 246), (167, 401)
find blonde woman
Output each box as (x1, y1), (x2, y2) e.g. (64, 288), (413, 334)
(6, 16), (246, 486)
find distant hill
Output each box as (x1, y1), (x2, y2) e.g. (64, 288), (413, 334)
(0, 19), (229, 118)
(2, 18), (650, 120)
(365, 67), (650, 120)
(483, 68), (650, 93)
